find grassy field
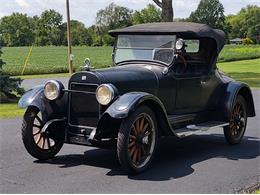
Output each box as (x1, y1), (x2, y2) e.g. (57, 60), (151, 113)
(218, 45), (260, 62)
(2, 46), (112, 75)
(0, 103), (25, 118)
(218, 59), (260, 88)
(2, 45), (260, 76)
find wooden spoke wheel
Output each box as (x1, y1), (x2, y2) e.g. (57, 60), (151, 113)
(117, 106), (158, 174)
(32, 113), (56, 150)
(224, 95), (247, 145)
(128, 113), (155, 167)
(22, 107), (63, 160)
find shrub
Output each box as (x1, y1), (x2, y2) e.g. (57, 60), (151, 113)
(0, 47), (24, 103)
(242, 37), (254, 45)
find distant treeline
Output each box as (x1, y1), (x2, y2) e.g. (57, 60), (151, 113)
(0, 1), (259, 47)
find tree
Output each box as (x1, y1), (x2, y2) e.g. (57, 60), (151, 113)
(226, 5), (260, 43)
(35, 10), (63, 46)
(96, 3), (133, 33)
(0, 13), (34, 46)
(188, 0), (225, 29)
(133, 4), (162, 24)
(61, 20), (93, 46)
(0, 47), (24, 102)
(95, 3), (132, 46)
(153, 0), (173, 22)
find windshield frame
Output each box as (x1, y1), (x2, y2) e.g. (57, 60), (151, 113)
(113, 34), (177, 67)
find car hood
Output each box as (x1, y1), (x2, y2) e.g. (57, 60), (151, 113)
(69, 64), (162, 95)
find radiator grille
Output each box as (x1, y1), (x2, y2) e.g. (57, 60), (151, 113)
(69, 83), (99, 127)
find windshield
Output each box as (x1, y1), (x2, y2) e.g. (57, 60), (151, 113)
(114, 35), (176, 66)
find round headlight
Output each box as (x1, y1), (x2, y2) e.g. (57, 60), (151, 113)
(175, 38), (184, 50)
(96, 84), (115, 105)
(44, 80), (63, 100)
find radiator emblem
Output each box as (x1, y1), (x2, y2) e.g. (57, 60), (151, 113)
(82, 76), (87, 80)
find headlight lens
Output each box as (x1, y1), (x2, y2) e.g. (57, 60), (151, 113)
(175, 38), (184, 50)
(44, 80), (63, 100)
(96, 84), (115, 105)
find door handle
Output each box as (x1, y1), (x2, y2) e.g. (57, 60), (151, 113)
(200, 80), (207, 85)
(200, 77), (210, 85)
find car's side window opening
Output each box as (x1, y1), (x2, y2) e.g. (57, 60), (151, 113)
(183, 40), (200, 53)
(173, 38), (214, 76)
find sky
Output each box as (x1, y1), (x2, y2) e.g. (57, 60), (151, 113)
(0, 0), (259, 27)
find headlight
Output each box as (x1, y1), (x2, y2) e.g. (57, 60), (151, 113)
(96, 84), (115, 105)
(175, 38), (184, 50)
(44, 80), (64, 100)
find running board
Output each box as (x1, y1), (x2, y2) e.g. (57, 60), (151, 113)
(176, 121), (229, 138)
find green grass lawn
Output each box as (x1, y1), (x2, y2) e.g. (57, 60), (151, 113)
(2, 46), (112, 76)
(0, 103), (25, 118)
(218, 45), (260, 62)
(2, 45), (260, 76)
(218, 59), (260, 88)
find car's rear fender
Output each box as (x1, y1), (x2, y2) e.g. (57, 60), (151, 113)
(18, 85), (68, 123)
(220, 81), (255, 120)
(95, 92), (176, 139)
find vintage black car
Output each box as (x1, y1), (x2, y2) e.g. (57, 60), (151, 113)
(19, 22), (255, 174)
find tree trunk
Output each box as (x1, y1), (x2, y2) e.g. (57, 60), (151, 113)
(153, 0), (173, 22)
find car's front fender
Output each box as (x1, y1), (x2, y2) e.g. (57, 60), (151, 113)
(18, 85), (67, 123)
(96, 92), (176, 138)
(105, 92), (153, 119)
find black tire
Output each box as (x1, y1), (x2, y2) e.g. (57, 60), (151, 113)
(22, 106), (64, 160)
(117, 105), (158, 174)
(224, 95), (247, 145)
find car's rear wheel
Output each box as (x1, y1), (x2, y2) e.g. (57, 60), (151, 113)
(22, 107), (63, 160)
(224, 95), (247, 145)
(117, 106), (158, 174)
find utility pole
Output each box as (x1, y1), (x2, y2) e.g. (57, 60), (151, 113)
(66, 0), (73, 74)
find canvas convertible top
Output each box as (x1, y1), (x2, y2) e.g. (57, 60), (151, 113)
(109, 22), (226, 53)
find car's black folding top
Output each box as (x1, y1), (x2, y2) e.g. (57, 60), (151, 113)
(109, 22), (226, 53)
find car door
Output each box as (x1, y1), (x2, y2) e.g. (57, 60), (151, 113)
(200, 70), (223, 110)
(174, 73), (203, 113)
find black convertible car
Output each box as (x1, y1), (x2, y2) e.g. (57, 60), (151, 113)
(19, 22), (255, 174)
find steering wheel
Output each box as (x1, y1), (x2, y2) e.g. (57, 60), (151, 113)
(176, 53), (187, 74)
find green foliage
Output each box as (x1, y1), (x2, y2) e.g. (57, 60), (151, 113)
(133, 4), (162, 24)
(96, 3), (133, 34)
(0, 13), (34, 46)
(61, 20), (93, 46)
(242, 38), (254, 45)
(226, 5), (260, 42)
(35, 10), (63, 46)
(188, 0), (225, 29)
(102, 34), (114, 46)
(0, 47), (24, 102)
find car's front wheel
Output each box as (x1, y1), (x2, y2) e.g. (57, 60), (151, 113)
(224, 95), (247, 145)
(117, 106), (158, 174)
(22, 107), (64, 160)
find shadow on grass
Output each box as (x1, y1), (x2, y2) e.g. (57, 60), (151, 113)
(35, 134), (260, 181)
